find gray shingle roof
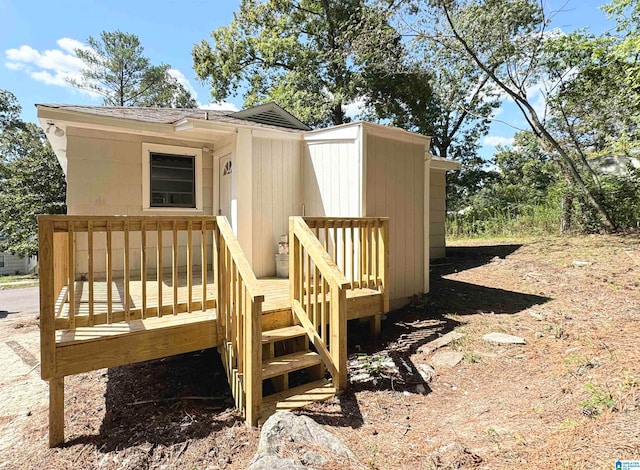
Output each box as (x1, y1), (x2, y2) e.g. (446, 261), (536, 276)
(37, 104), (307, 132)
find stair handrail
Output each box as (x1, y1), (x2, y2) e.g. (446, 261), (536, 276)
(289, 216), (350, 390)
(216, 216), (264, 426)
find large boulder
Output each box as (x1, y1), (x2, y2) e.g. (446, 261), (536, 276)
(247, 411), (359, 470)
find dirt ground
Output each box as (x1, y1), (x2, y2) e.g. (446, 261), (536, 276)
(1, 234), (639, 469)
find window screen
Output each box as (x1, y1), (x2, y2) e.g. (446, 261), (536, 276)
(150, 152), (196, 208)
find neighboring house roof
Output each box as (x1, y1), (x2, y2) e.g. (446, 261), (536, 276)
(590, 155), (640, 177)
(37, 102), (310, 132)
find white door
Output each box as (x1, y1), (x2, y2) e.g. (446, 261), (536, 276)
(219, 155), (232, 218)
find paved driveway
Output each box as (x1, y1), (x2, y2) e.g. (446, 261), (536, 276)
(0, 286), (39, 320)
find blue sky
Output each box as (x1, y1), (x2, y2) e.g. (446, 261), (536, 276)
(0, 0), (616, 158)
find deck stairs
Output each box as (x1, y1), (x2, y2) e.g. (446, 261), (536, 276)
(259, 323), (337, 423)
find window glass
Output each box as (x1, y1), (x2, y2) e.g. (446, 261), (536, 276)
(150, 153), (195, 208)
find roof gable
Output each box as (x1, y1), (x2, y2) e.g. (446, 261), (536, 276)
(231, 103), (310, 131)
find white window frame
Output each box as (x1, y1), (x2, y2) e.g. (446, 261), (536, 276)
(142, 143), (203, 211)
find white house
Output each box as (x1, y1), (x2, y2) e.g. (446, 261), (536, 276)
(38, 103), (459, 307)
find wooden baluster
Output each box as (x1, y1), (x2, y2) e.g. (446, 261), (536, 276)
(321, 277), (327, 343)
(306, 250), (312, 325)
(313, 263), (319, 330)
(237, 275), (244, 373)
(172, 220), (178, 315)
(107, 220), (113, 324)
(332, 222), (338, 264)
(67, 221), (75, 329)
(324, 224), (329, 254)
(298, 236), (303, 307)
(187, 220), (193, 313)
(124, 219), (130, 321)
(341, 222), (346, 275)
(157, 221), (163, 317)
(359, 224), (365, 289)
(201, 219), (207, 311)
(141, 220), (147, 319)
(87, 220), (94, 326)
(364, 221), (370, 288)
(231, 264), (237, 367)
(225, 243), (231, 340)
(350, 222), (355, 289)
(373, 220), (379, 287)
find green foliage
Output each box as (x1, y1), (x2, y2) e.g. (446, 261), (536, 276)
(0, 91), (66, 257)
(579, 382), (616, 418)
(0, 89), (23, 131)
(193, 0), (406, 126)
(69, 31), (196, 108)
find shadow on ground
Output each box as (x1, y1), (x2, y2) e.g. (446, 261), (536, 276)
(66, 243), (551, 447)
(65, 349), (241, 451)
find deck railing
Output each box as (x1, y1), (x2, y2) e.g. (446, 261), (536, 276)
(289, 216), (350, 389)
(38, 216), (218, 330)
(303, 217), (389, 312)
(215, 217), (264, 426)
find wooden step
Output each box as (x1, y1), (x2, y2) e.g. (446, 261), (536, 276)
(260, 379), (337, 424)
(261, 325), (306, 345)
(262, 351), (322, 380)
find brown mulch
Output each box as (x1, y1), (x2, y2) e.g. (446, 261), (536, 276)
(1, 234), (639, 469)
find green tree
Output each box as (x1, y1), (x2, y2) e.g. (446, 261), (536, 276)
(0, 91), (66, 257)
(418, 0), (622, 231)
(69, 31), (197, 108)
(0, 89), (23, 131)
(193, 0), (406, 126)
(493, 131), (557, 207)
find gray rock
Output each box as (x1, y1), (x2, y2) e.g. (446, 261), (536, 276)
(247, 411), (358, 470)
(416, 363), (435, 382)
(430, 350), (464, 368)
(417, 331), (466, 354)
(483, 332), (526, 345)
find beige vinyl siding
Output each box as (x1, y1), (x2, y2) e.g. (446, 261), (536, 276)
(430, 170), (447, 259)
(365, 132), (425, 300)
(66, 128), (215, 278)
(303, 140), (361, 217)
(251, 136), (302, 277)
(0, 253), (29, 275)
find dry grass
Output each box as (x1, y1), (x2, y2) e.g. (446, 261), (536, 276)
(1, 234), (638, 469)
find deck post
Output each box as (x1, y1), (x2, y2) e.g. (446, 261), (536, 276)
(39, 218), (56, 381)
(244, 292), (262, 426)
(330, 284), (348, 390)
(48, 377), (64, 447)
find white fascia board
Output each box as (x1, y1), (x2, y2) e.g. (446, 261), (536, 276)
(37, 107), (176, 138)
(175, 118), (304, 140)
(431, 155), (461, 171)
(304, 122), (361, 141)
(361, 121), (431, 146)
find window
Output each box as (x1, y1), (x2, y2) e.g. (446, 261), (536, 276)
(0, 254), (4, 268)
(142, 143), (203, 211)
(150, 153), (195, 207)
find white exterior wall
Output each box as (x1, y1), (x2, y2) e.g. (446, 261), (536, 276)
(430, 170), (447, 259)
(250, 136), (302, 277)
(65, 128), (216, 278)
(364, 131), (427, 302)
(303, 136), (362, 217)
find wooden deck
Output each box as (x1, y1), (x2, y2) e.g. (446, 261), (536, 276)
(57, 275), (382, 325)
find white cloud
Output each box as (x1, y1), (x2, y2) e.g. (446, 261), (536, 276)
(482, 135), (514, 147)
(199, 101), (240, 112)
(168, 68), (198, 101)
(5, 62), (24, 71)
(56, 38), (87, 54)
(4, 38), (98, 97)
